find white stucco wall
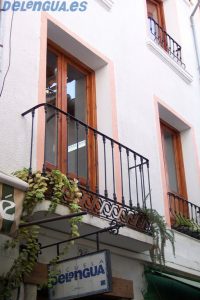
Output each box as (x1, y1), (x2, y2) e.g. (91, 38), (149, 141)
(1, 0), (200, 296)
(0, 10), (41, 172)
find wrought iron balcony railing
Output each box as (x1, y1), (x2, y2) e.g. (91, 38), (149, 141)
(148, 17), (185, 68)
(22, 103), (152, 234)
(168, 192), (200, 239)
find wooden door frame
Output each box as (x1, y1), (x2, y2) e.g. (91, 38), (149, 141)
(160, 121), (188, 223)
(147, 0), (166, 29)
(160, 121), (187, 199)
(46, 42), (97, 191)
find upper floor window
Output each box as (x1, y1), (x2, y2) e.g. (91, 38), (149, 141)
(160, 122), (187, 198)
(147, 0), (184, 67)
(147, 0), (165, 28)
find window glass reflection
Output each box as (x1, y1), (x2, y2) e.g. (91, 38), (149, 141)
(67, 64), (87, 178)
(45, 50), (58, 166)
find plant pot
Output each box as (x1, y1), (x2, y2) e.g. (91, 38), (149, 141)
(126, 211), (149, 231)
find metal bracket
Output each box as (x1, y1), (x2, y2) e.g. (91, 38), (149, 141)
(40, 221), (124, 257)
(109, 220), (123, 235)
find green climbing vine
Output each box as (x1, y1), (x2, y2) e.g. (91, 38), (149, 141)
(0, 225), (40, 299)
(0, 169), (83, 299)
(143, 208), (175, 265)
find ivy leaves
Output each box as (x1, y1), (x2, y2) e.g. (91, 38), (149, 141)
(14, 169), (48, 215)
(0, 169), (83, 299)
(47, 169), (71, 213)
(0, 225), (40, 299)
(14, 169), (82, 216)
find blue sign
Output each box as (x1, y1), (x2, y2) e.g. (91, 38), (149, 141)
(49, 250), (112, 300)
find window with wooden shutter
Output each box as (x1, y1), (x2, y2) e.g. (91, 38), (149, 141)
(146, 0), (165, 28)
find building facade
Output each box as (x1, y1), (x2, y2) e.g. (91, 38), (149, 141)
(1, 0), (200, 299)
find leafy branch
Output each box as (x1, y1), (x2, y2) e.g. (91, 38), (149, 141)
(0, 169), (83, 298)
(143, 209), (175, 265)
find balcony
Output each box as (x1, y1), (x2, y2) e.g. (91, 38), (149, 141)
(148, 17), (185, 68)
(168, 192), (200, 240)
(21, 104), (153, 250)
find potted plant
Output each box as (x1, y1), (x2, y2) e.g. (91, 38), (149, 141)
(0, 169), (83, 299)
(142, 208), (175, 265)
(174, 213), (200, 239)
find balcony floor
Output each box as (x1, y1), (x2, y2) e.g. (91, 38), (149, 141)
(32, 200), (153, 253)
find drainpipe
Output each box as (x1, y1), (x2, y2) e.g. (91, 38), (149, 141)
(0, 4), (3, 48)
(190, 0), (200, 76)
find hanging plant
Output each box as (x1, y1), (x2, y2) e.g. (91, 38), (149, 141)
(0, 225), (40, 299)
(174, 213), (200, 239)
(14, 168), (82, 216)
(0, 169), (83, 299)
(142, 208), (175, 265)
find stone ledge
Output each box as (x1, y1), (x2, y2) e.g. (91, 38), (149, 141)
(0, 171), (29, 191)
(32, 200), (153, 253)
(146, 39), (193, 84)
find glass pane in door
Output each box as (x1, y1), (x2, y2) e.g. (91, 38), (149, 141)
(163, 131), (178, 193)
(67, 64), (87, 179)
(45, 50), (58, 166)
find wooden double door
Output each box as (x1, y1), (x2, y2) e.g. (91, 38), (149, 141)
(45, 44), (97, 187)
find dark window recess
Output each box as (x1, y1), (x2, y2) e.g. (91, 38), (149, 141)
(168, 193), (200, 240)
(161, 122), (187, 198)
(147, 0), (165, 27)
(159, 122), (200, 238)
